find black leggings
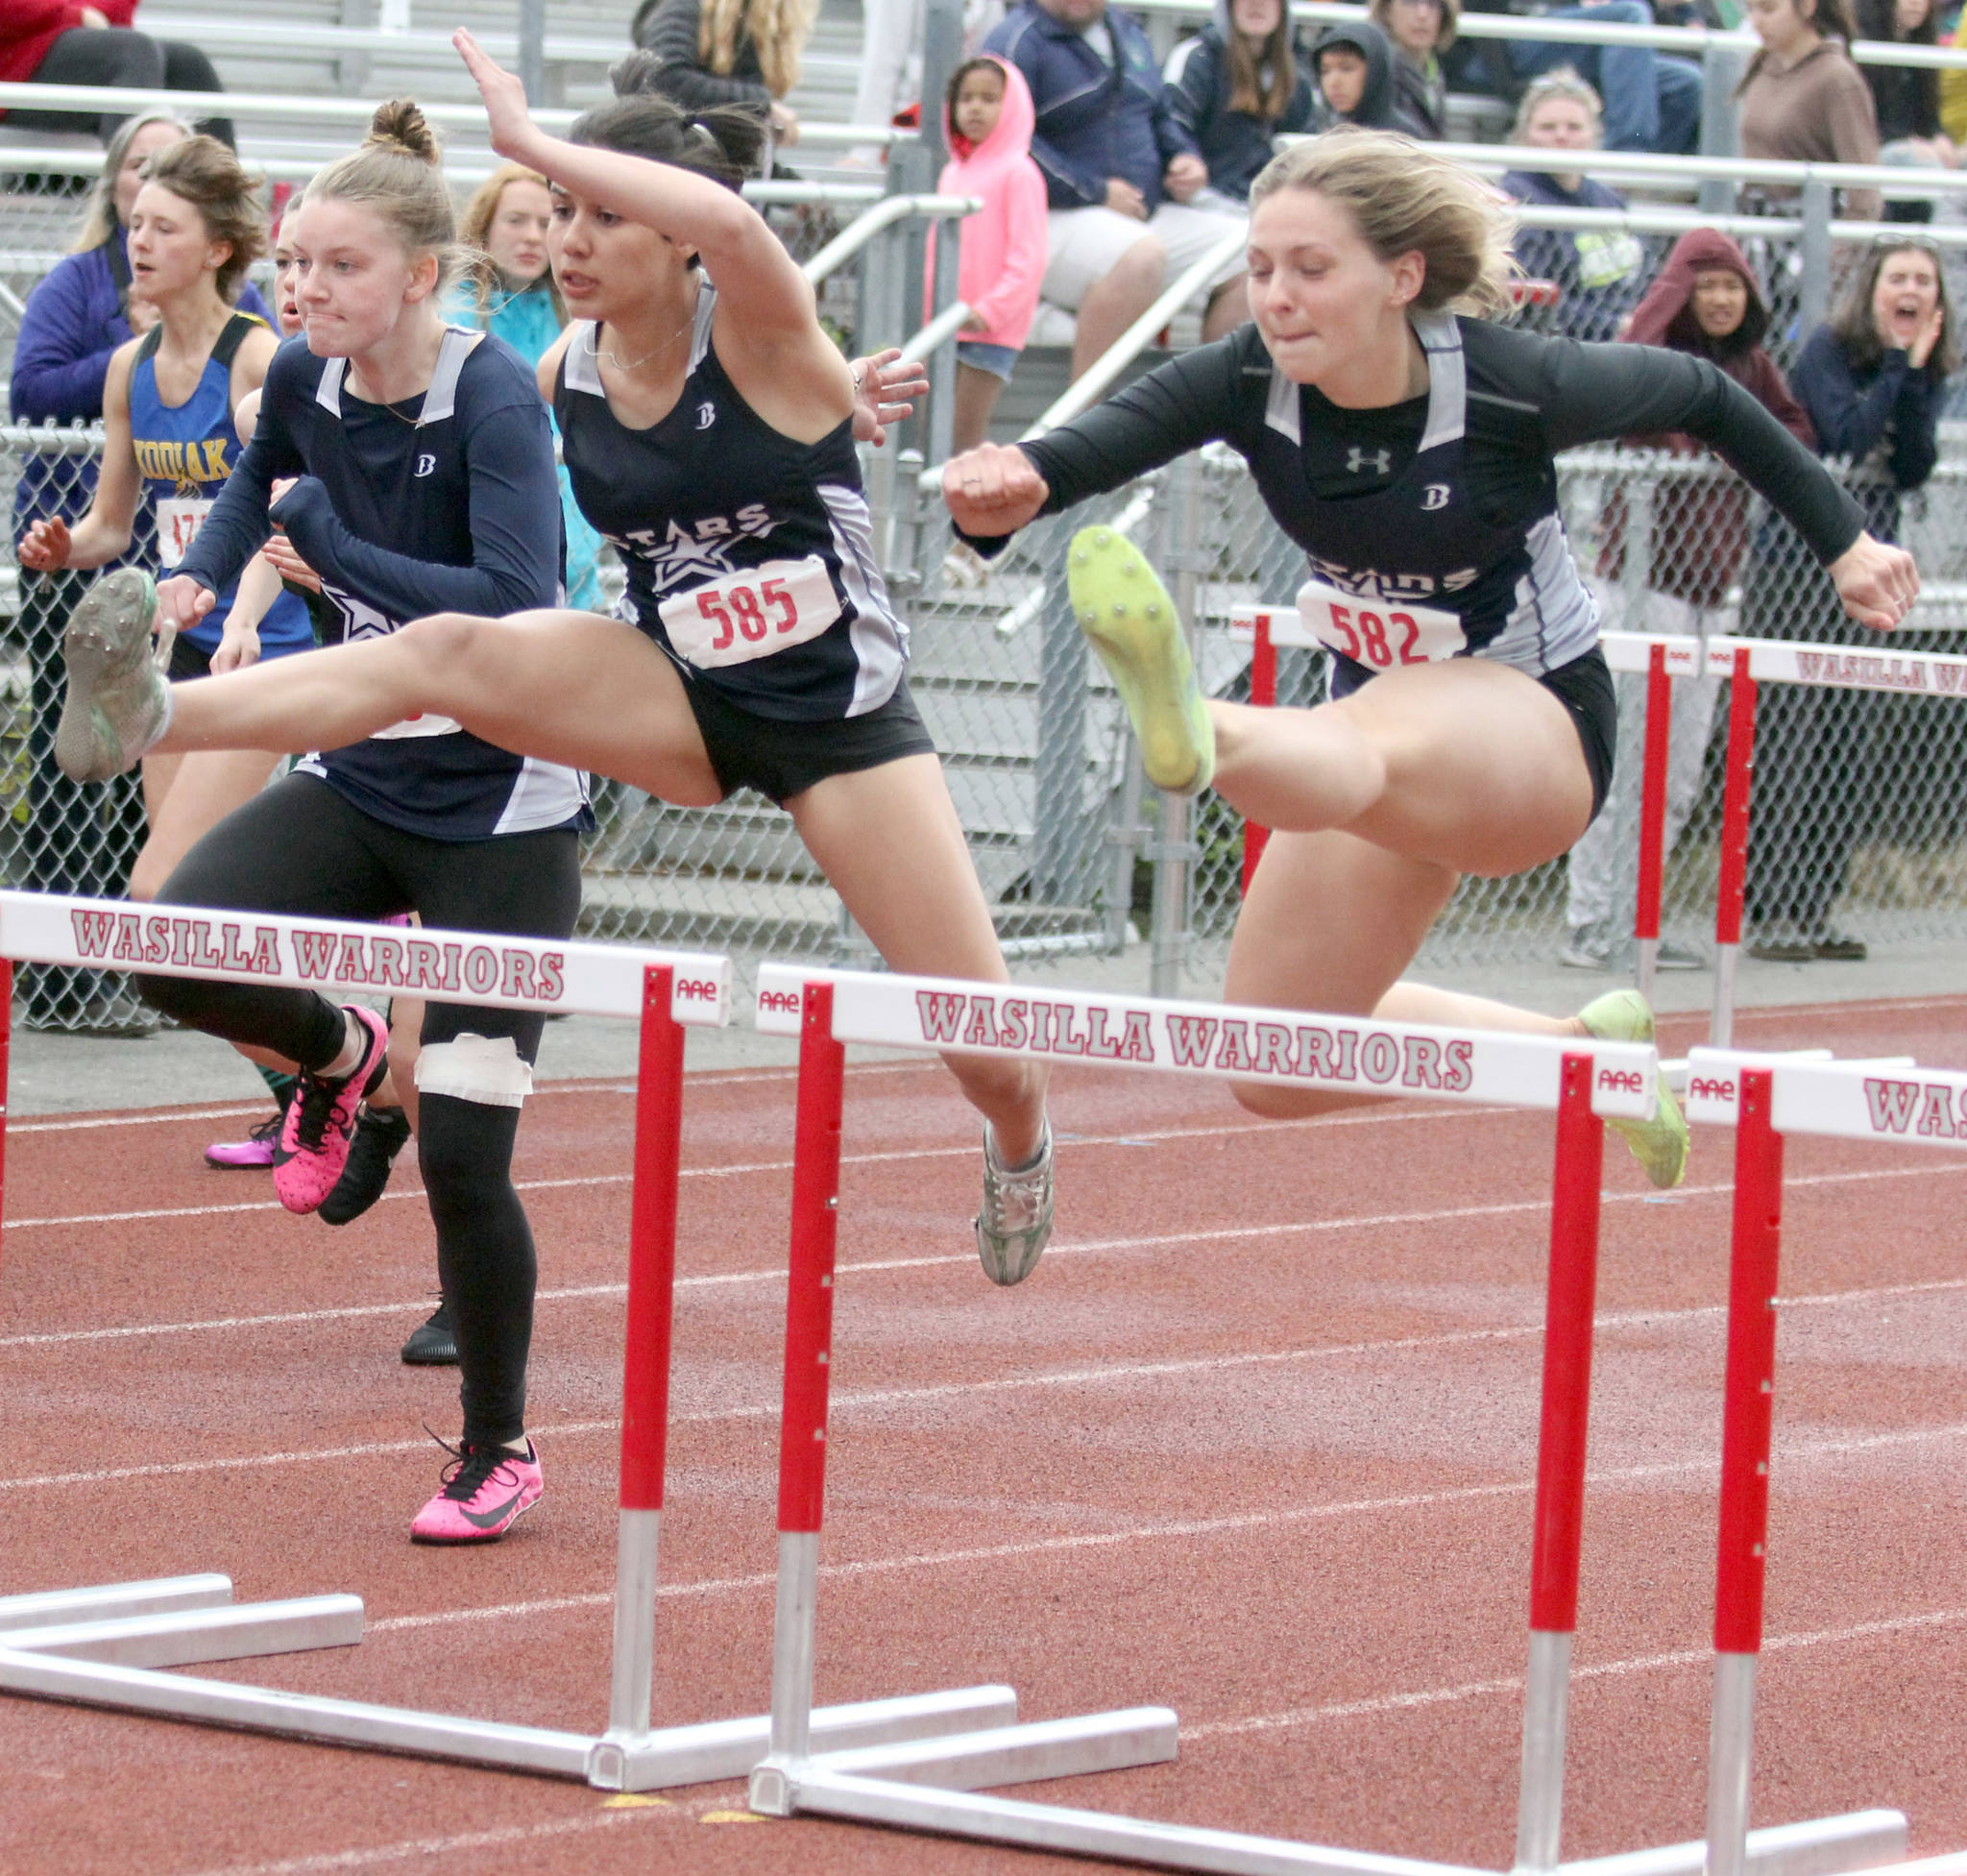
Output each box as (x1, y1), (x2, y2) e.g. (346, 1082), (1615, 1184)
(139, 774), (583, 1447)
(15, 29), (233, 146)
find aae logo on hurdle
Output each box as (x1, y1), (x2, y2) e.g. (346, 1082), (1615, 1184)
(1683, 1046), (1947, 1137)
(0, 889), (733, 1027)
(754, 964), (1657, 1116)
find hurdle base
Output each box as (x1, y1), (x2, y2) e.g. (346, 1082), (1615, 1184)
(765, 1762), (1906, 1876)
(0, 1578), (1026, 1791)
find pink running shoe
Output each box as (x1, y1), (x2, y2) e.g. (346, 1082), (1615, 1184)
(205, 1107), (286, 1169)
(272, 1006), (390, 1214)
(411, 1438), (543, 1545)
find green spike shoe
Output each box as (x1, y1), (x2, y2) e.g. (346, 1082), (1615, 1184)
(1578, 988), (1688, 1190)
(1065, 524), (1214, 794)
(55, 568), (172, 783)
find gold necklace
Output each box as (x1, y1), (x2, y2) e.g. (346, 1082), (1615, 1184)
(600, 308), (698, 374)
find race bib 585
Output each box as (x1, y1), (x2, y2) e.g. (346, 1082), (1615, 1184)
(1297, 575), (1467, 670)
(659, 556), (840, 670)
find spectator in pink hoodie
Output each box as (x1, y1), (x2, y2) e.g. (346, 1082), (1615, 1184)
(936, 56), (1048, 451)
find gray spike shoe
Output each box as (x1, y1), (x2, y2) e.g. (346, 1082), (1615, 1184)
(55, 568), (173, 783)
(975, 1119), (1056, 1286)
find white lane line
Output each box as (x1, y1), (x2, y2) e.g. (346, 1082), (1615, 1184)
(1180, 1605), (1967, 1742)
(0, 1109), (1441, 1230)
(360, 1420), (1967, 1637)
(8, 1150), (1964, 1352)
(170, 1792), (736, 1876)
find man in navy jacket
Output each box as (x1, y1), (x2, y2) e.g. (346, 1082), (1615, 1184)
(986, 0), (1249, 378)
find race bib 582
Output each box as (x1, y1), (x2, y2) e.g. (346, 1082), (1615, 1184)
(659, 556), (839, 670)
(1296, 575), (1467, 670)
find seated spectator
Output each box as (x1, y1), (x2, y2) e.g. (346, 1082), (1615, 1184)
(1736, 0), (1882, 220)
(9, 112), (271, 1034)
(986, 0), (1248, 381)
(630, 0), (813, 145)
(0, 3), (233, 146)
(1308, 20), (1429, 133)
(1744, 238), (1954, 961)
(1562, 229), (1813, 971)
(1455, 0), (1700, 154)
(1368, 0), (1457, 138)
(1856, 0), (1956, 220)
(1501, 75), (1650, 341)
(1164, 0), (1315, 203)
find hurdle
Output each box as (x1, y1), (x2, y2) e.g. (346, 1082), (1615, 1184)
(0, 889), (1019, 1789)
(737, 962), (1902, 1872)
(1687, 1046), (1967, 1876)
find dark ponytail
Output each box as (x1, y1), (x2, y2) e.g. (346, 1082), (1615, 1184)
(578, 51), (766, 190)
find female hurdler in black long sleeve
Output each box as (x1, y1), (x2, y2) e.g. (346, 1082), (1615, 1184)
(946, 129), (1917, 1189)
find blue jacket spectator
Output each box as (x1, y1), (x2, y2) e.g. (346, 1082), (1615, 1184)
(1163, 0), (1314, 202)
(986, 0), (1200, 210)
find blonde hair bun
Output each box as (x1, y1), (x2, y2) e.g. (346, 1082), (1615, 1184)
(365, 98), (442, 164)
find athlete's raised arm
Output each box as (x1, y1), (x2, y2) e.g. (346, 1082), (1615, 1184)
(456, 30), (816, 347)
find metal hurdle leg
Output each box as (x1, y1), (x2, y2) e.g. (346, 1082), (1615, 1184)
(748, 983), (1178, 1818)
(1711, 648), (1758, 1049)
(0, 920), (1013, 1790)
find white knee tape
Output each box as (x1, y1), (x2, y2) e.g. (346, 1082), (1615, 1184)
(414, 1034), (534, 1109)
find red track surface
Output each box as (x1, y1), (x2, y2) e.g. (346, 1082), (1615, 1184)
(7, 993), (1967, 1876)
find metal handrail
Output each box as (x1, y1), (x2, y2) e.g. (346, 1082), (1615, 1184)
(1512, 205), (1967, 244)
(1026, 226), (1249, 438)
(1131, 0), (1967, 69)
(1296, 134), (1967, 197)
(899, 299), (974, 364)
(801, 194), (978, 287)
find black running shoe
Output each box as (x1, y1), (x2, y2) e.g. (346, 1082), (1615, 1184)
(319, 1103), (411, 1226)
(401, 1300), (457, 1366)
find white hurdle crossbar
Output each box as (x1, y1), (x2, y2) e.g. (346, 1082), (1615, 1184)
(734, 964), (1902, 1873)
(0, 890), (1017, 1788)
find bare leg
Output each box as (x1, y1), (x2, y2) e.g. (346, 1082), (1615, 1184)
(1070, 236), (1166, 381)
(1202, 275), (1248, 342)
(158, 611), (723, 806)
(952, 361), (1007, 455)
(789, 753), (1047, 1164)
(1217, 663), (1597, 1118)
(130, 748), (283, 901)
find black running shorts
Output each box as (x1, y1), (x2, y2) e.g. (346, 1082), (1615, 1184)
(680, 677), (938, 806)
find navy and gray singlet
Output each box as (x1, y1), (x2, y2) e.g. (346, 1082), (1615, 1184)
(178, 326), (591, 841)
(127, 309), (311, 659)
(998, 313), (1868, 696)
(553, 286), (910, 721)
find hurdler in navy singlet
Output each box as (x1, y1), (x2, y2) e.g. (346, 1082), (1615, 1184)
(554, 287), (910, 722)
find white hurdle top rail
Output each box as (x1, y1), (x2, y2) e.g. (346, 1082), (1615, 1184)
(1685, 1048), (1966, 1142)
(1225, 606), (1967, 697)
(754, 962), (1658, 1119)
(0, 889), (732, 1028)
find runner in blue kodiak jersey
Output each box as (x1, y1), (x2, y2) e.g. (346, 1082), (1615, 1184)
(941, 128), (1920, 1194)
(55, 36), (1062, 1297)
(54, 99), (593, 1548)
(17, 134), (312, 938)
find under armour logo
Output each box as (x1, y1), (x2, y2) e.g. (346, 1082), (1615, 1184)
(1346, 447), (1391, 475)
(1422, 483), (1449, 510)
(695, 402), (716, 429)
(415, 453), (436, 477)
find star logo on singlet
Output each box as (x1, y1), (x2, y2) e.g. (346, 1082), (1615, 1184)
(613, 505), (781, 596)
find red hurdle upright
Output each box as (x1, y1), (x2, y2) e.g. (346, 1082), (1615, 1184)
(1711, 646), (1759, 1048)
(1243, 610), (1276, 895)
